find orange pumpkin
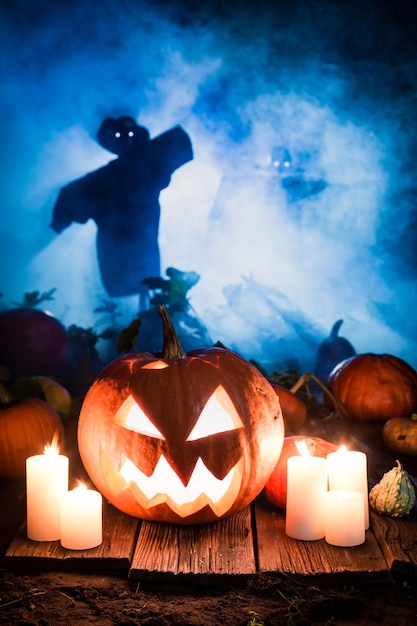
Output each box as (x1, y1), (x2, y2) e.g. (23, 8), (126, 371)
(0, 397), (65, 478)
(382, 415), (417, 456)
(270, 383), (307, 433)
(78, 306), (284, 524)
(327, 354), (417, 422)
(263, 435), (337, 509)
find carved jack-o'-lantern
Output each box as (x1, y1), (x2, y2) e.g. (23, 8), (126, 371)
(77, 306), (284, 524)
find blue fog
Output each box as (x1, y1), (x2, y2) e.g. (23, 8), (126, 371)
(1, 0), (416, 372)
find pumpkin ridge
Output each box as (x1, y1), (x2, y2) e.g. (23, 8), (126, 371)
(328, 353), (417, 421)
(382, 468), (400, 512)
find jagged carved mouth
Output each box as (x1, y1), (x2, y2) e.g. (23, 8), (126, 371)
(99, 446), (243, 518)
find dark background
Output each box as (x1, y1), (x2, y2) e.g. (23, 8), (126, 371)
(1, 0), (416, 372)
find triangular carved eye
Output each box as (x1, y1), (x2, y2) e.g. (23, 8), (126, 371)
(186, 385), (244, 441)
(114, 395), (165, 439)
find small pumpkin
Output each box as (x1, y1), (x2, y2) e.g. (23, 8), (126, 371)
(270, 383), (307, 434)
(369, 460), (416, 517)
(0, 385), (65, 478)
(314, 319), (356, 384)
(382, 414), (417, 456)
(78, 306), (284, 525)
(0, 308), (70, 379)
(263, 435), (338, 509)
(327, 354), (417, 422)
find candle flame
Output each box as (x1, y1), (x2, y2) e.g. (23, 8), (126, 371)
(337, 445), (348, 454)
(295, 439), (310, 457)
(74, 481), (88, 492)
(43, 431), (61, 455)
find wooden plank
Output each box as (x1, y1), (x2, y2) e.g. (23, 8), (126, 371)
(370, 510), (417, 576)
(254, 499), (391, 583)
(129, 506), (256, 583)
(2, 503), (139, 572)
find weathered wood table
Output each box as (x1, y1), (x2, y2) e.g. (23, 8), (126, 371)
(4, 500), (417, 585)
(3, 415), (417, 586)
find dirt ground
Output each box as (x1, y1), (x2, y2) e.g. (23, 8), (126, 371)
(1, 474), (417, 626)
(1, 568), (417, 626)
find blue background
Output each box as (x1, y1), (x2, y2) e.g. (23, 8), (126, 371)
(1, 0), (416, 373)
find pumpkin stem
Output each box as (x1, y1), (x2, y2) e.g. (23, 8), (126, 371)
(0, 381), (14, 407)
(290, 372), (344, 419)
(158, 305), (186, 359)
(330, 319), (344, 338)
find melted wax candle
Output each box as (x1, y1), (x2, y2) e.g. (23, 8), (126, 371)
(285, 441), (328, 540)
(26, 443), (69, 541)
(325, 490), (365, 547)
(327, 446), (369, 529)
(60, 483), (102, 550)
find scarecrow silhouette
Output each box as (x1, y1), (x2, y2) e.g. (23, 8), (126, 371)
(50, 116), (193, 306)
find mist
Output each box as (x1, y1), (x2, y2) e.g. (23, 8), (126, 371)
(1, 0), (416, 373)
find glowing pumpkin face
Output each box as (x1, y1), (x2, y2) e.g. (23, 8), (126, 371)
(78, 309), (283, 524)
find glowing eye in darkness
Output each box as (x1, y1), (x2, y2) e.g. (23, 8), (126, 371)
(114, 131), (121, 138)
(114, 395), (165, 439)
(128, 131), (134, 137)
(186, 385), (244, 441)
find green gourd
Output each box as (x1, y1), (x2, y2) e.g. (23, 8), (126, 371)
(369, 460), (416, 517)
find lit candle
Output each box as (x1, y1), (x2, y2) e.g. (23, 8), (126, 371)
(26, 442), (69, 541)
(327, 446), (369, 529)
(325, 490), (365, 547)
(60, 483), (102, 550)
(285, 441), (328, 540)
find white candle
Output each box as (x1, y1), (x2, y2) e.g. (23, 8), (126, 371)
(325, 490), (365, 547)
(327, 447), (369, 529)
(60, 484), (102, 550)
(285, 455), (328, 540)
(26, 450), (69, 541)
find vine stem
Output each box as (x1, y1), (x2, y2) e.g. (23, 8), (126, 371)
(290, 372), (344, 419)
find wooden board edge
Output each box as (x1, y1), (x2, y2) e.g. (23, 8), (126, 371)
(2, 503), (140, 572)
(253, 499), (391, 579)
(370, 510), (417, 577)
